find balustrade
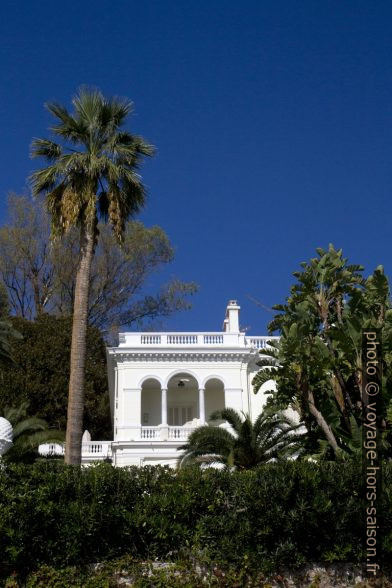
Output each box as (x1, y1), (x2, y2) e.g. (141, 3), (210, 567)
(168, 427), (195, 440)
(119, 332), (276, 348)
(141, 335), (161, 344)
(245, 336), (279, 349)
(39, 441), (112, 458)
(203, 334), (224, 344)
(167, 334), (198, 344)
(82, 441), (112, 455)
(140, 427), (159, 440)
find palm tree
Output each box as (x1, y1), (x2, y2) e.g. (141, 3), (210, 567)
(30, 88), (154, 464)
(1, 402), (64, 463)
(178, 407), (305, 469)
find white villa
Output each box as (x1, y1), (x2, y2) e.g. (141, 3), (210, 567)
(41, 300), (277, 466)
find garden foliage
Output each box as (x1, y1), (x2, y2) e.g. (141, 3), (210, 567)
(253, 245), (392, 458)
(0, 315), (111, 439)
(0, 460), (391, 583)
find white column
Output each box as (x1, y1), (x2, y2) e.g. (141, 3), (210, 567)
(161, 388), (168, 425)
(113, 367), (118, 440)
(199, 387), (205, 424)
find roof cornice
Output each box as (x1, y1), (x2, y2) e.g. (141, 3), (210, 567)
(107, 349), (256, 363)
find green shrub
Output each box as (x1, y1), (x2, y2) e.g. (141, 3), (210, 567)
(0, 460), (390, 583)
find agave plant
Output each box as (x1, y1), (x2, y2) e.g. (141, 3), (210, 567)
(177, 407), (305, 470)
(1, 402), (64, 463)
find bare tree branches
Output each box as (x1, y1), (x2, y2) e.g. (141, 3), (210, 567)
(0, 195), (197, 333)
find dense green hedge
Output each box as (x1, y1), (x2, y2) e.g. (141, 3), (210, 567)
(0, 461), (391, 583)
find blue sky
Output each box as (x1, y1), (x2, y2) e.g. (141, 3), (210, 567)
(0, 1), (391, 334)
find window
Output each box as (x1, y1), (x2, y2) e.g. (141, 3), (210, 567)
(168, 406), (193, 426)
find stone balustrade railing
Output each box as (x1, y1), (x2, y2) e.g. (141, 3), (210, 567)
(120, 425), (198, 441)
(140, 427), (160, 440)
(139, 426), (196, 441)
(245, 336), (279, 349)
(118, 332), (279, 348)
(168, 427), (195, 440)
(39, 441), (112, 459)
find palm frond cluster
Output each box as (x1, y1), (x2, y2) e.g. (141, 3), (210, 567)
(30, 88), (154, 242)
(178, 407), (305, 469)
(1, 402), (64, 463)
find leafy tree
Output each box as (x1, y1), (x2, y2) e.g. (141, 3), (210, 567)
(0, 320), (20, 367)
(51, 221), (197, 336)
(0, 315), (111, 439)
(30, 88), (154, 463)
(0, 402), (64, 463)
(253, 245), (392, 458)
(0, 282), (10, 319)
(178, 407), (305, 469)
(0, 194), (54, 318)
(0, 283), (21, 367)
(0, 195), (196, 332)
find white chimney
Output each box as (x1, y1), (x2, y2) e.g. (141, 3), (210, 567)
(223, 300), (240, 333)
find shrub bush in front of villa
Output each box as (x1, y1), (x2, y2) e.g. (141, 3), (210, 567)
(0, 460), (391, 584)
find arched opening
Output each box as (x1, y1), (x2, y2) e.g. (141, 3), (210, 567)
(167, 372), (198, 426)
(205, 378), (225, 423)
(141, 378), (161, 426)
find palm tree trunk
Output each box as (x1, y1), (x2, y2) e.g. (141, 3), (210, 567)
(64, 225), (95, 465)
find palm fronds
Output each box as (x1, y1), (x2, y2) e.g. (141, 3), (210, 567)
(1, 402), (64, 463)
(178, 407), (306, 470)
(30, 87), (154, 242)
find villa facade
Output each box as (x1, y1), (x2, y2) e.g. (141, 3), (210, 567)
(40, 301), (275, 466)
(85, 300), (274, 467)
